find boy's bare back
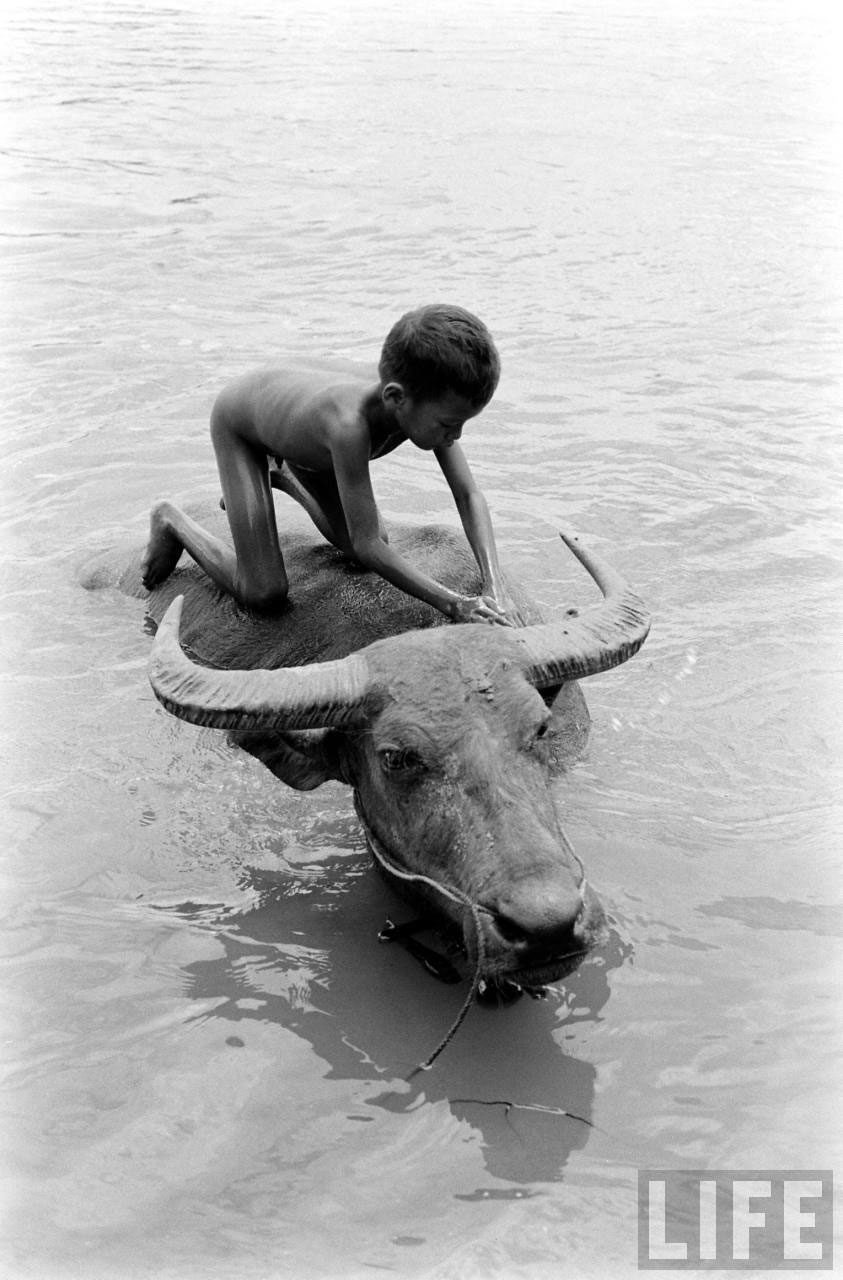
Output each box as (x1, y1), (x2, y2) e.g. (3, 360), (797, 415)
(213, 367), (400, 473)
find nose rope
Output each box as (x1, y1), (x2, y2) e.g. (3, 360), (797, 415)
(354, 793), (487, 1078)
(561, 834), (588, 900)
(352, 793), (588, 1079)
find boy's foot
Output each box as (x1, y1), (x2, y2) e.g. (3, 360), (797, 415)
(141, 502), (183, 588)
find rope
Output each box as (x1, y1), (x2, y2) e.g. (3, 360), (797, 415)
(352, 793), (589, 1079)
(353, 793), (489, 1078)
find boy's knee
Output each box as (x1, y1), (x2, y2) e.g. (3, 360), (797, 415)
(236, 561), (289, 615)
(239, 581), (289, 615)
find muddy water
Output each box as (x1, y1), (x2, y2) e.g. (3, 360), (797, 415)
(2, 2), (841, 1277)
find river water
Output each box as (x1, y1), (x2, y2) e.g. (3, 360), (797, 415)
(2, 2), (841, 1277)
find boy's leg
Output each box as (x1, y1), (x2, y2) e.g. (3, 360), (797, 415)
(270, 464), (352, 554)
(272, 463), (388, 554)
(142, 499), (233, 592)
(141, 414), (288, 613)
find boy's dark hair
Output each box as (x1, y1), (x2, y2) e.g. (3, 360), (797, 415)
(379, 304), (500, 408)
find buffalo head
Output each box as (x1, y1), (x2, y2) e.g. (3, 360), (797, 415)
(147, 529), (649, 993)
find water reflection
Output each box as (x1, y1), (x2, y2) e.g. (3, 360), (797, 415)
(155, 847), (631, 1186)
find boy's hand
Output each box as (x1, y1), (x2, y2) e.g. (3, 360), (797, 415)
(452, 594), (513, 626)
(480, 586), (530, 628)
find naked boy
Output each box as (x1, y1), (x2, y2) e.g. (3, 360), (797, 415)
(141, 304), (522, 626)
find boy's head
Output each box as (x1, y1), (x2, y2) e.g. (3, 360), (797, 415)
(379, 304), (500, 410)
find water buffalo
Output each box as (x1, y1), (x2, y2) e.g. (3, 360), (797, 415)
(83, 506), (649, 998)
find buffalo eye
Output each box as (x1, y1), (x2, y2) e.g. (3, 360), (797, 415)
(378, 745), (425, 777)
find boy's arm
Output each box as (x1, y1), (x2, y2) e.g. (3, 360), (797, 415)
(330, 430), (504, 624)
(435, 442), (526, 626)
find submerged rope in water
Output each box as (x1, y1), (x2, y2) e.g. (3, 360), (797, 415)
(450, 1098), (595, 1128)
(353, 794), (488, 1078)
(404, 899), (486, 1081)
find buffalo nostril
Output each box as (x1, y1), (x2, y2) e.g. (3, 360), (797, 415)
(491, 912), (532, 947)
(486, 893), (584, 951)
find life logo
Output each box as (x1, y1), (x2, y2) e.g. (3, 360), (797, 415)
(638, 1170), (834, 1270)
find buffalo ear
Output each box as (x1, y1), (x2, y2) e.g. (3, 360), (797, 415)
(540, 682), (563, 707)
(230, 729), (345, 792)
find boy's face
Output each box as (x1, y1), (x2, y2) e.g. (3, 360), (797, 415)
(386, 386), (483, 451)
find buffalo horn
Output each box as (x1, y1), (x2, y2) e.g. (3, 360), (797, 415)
(148, 596), (370, 730)
(516, 529), (651, 686)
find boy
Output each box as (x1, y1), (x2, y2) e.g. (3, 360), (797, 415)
(141, 303), (521, 626)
